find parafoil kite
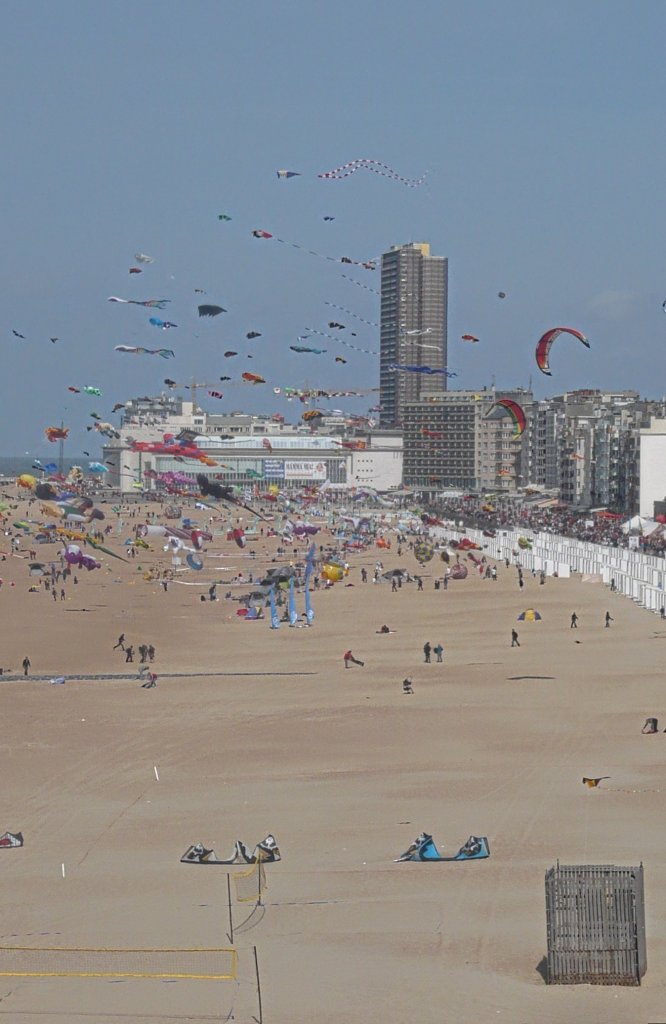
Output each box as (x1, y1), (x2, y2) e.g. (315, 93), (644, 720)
(68, 386), (81, 393)
(535, 327), (589, 376)
(198, 305), (226, 317)
(134, 253), (154, 263)
(84, 386), (102, 396)
(321, 563), (344, 582)
(129, 267), (142, 274)
(486, 398), (527, 438)
(12, 329), (25, 339)
(246, 331), (262, 339)
(318, 158), (427, 188)
(276, 170), (301, 179)
(17, 474), (37, 490)
(149, 317), (178, 329)
(88, 462), (108, 473)
(208, 391), (224, 399)
(242, 372), (265, 384)
(290, 345), (326, 354)
(252, 229), (273, 238)
(302, 410), (324, 422)
(461, 334), (479, 343)
(45, 426), (69, 443)
(498, 292), (507, 299)
(114, 345), (175, 358)
(218, 214), (232, 221)
(224, 351), (237, 357)
(335, 356), (347, 364)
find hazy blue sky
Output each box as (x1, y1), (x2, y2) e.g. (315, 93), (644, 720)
(2, 0), (665, 456)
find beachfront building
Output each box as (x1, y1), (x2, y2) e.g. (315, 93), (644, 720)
(639, 418), (666, 518)
(379, 242), (448, 427)
(102, 397), (403, 494)
(402, 387), (530, 494)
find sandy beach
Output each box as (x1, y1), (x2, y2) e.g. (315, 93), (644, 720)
(1, 501), (666, 1024)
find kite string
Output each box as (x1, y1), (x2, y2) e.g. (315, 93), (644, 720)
(324, 302), (379, 328)
(305, 327), (378, 356)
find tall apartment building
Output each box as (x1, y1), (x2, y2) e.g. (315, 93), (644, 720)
(379, 242), (448, 427)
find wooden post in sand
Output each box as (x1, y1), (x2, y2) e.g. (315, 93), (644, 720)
(253, 945), (263, 1024)
(226, 873), (234, 944)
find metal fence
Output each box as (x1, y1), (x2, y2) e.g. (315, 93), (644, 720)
(545, 863), (646, 985)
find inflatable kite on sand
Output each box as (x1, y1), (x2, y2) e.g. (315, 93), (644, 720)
(180, 835), (281, 865)
(0, 831), (24, 849)
(395, 832), (489, 862)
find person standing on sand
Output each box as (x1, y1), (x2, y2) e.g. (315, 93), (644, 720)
(423, 642), (431, 664)
(22, 656), (30, 676)
(570, 612), (578, 629)
(125, 645), (134, 663)
(433, 643), (444, 662)
(511, 629), (520, 647)
(605, 611), (613, 628)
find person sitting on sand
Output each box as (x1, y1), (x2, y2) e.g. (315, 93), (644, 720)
(402, 678), (414, 694)
(376, 625), (392, 634)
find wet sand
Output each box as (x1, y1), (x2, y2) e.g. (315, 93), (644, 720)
(1, 502), (666, 1023)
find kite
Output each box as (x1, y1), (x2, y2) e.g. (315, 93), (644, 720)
(218, 214), (232, 221)
(252, 229), (273, 238)
(302, 409), (324, 422)
(12, 330), (25, 339)
(50, 337), (59, 343)
(414, 541), (434, 563)
(498, 291), (507, 299)
(208, 391), (224, 399)
(461, 334), (479, 343)
(242, 372), (265, 384)
(582, 777), (610, 788)
(486, 398), (527, 438)
(224, 350), (238, 357)
(164, 378), (177, 388)
(0, 831), (23, 849)
(536, 327), (590, 376)
(88, 462), (108, 473)
(328, 321), (345, 329)
(340, 273), (380, 296)
(134, 252), (154, 263)
(318, 158), (427, 188)
(388, 363), (457, 377)
(219, 375), (231, 381)
(323, 216), (335, 221)
(290, 345), (326, 354)
(67, 386), (80, 393)
(149, 317), (178, 329)
(84, 386), (102, 396)
(198, 304), (226, 317)
(246, 331), (262, 339)
(276, 169), (301, 178)
(45, 426), (69, 443)
(114, 345), (175, 358)
(395, 833), (489, 862)
(108, 297), (170, 308)
(129, 267), (142, 274)
(422, 428), (443, 439)
(335, 356), (347, 364)
(262, 438), (272, 451)
(181, 835), (281, 866)
(517, 608), (542, 621)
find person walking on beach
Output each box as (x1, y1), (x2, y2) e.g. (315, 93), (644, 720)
(417, 576), (424, 591)
(138, 644), (148, 664)
(113, 634), (125, 650)
(570, 612), (578, 629)
(125, 645), (134, 663)
(434, 642), (444, 662)
(605, 611), (613, 628)
(148, 644), (155, 663)
(511, 629), (520, 647)
(22, 656), (30, 676)
(343, 650), (364, 668)
(423, 641), (431, 664)
(391, 577), (397, 592)
(361, 568), (367, 583)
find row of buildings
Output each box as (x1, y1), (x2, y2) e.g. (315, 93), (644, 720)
(102, 388), (666, 517)
(98, 239), (666, 517)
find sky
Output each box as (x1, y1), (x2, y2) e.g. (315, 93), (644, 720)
(2, 0), (666, 457)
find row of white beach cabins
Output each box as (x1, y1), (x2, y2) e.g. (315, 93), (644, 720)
(431, 526), (666, 616)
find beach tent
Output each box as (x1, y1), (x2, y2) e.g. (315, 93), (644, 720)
(517, 609), (542, 621)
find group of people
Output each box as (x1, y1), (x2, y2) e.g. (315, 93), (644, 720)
(113, 634), (156, 666)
